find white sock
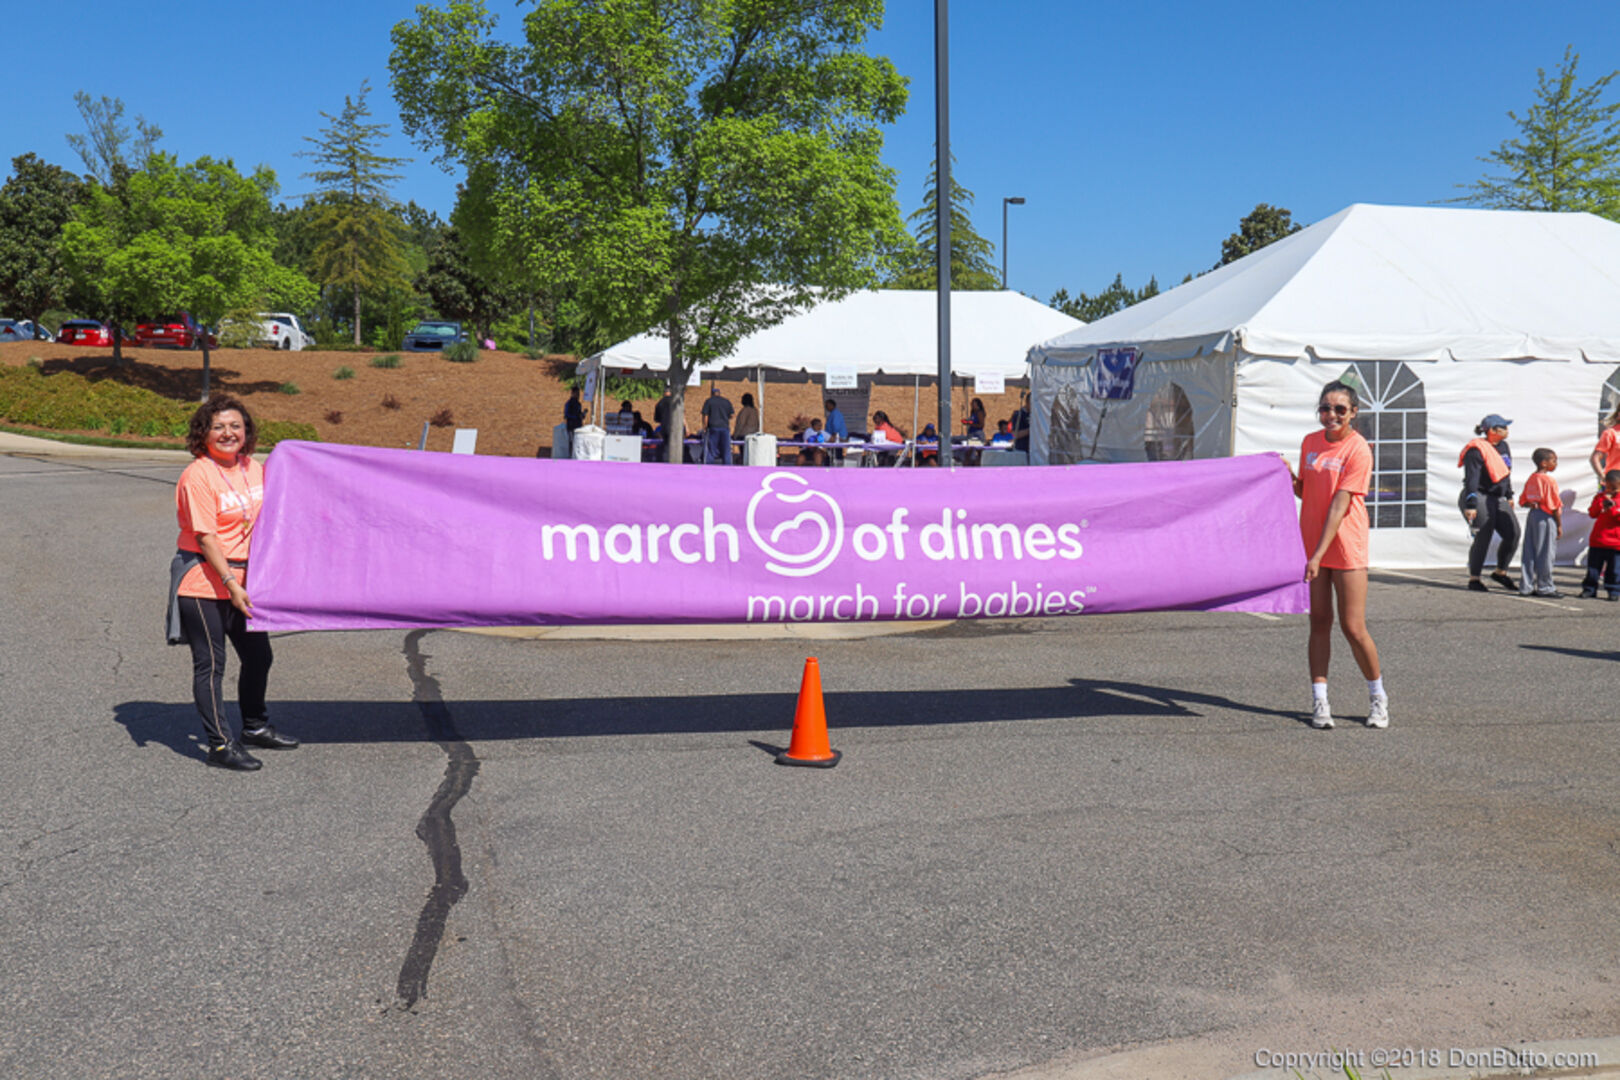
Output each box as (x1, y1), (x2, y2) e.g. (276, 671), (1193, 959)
(1312, 682), (1329, 703)
(1367, 677), (1385, 699)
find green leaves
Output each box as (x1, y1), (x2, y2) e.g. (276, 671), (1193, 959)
(0, 154), (86, 322)
(1459, 46), (1620, 218)
(59, 153), (317, 326)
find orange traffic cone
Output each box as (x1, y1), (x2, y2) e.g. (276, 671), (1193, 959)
(776, 657), (840, 768)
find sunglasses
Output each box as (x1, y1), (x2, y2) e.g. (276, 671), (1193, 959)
(1317, 404), (1352, 416)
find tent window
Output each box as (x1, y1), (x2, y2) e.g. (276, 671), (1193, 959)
(1341, 361), (1427, 529)
(1602, 370), (1620, 434)
(1144, 382), (1194, 461)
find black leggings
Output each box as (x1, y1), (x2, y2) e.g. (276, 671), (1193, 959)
(178, 595), (273, 747)
(1467, 494), (1520, 576)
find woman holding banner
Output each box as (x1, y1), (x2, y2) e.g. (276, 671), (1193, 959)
(165, 396), (299, 771)
(1292, 381), (1389, 731)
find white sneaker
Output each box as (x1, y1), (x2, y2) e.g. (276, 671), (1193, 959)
(1367, 695), (1390, 729)
(1310, 699), (1334, 729)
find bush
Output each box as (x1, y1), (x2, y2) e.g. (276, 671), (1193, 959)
(324, 410), (344, 424)
(429, 408), (454, 427)
(333, 366), (355, 380)
(371, 353), (402, 369)
(444, 341), (478, 363)
(380, 394), (401, 410)
(0, 364), (315, 446)
(279, 382), (301, 395)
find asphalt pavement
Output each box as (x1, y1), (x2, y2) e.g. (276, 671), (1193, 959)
(2, 434), (1618, 1080)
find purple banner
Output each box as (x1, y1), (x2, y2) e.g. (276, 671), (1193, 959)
(248, 442), (1308, 632)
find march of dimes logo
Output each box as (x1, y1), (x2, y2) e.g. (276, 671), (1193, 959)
(746, 473), (845, 578)
(744, 471), (1085, 579)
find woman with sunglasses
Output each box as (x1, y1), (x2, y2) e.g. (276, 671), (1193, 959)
(1291, 381), (1388, 730)
(1458, 414), (1519, 592)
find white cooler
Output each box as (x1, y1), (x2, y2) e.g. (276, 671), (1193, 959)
(744, 433), (778, 466)
(570, 424), (606, 460)
(550, 422), (572, 459)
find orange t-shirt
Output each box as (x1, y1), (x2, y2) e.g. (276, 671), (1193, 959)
(175, 454), (265, 598)
(1518, 471), (1563, 514)
(1595, 426), (1620, 474)
(1299, 429), (1371, 570)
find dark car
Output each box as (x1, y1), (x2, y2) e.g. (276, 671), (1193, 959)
(402, 320), (466, 352)
(134, 311), (211, 349)
(56, 319), (115, 347)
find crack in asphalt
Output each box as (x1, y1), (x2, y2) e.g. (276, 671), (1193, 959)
(396, 629), (481, 1012)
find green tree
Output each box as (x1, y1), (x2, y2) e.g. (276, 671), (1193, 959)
(887, 157), (1000, 290)
(1049, 274), (1160, 323)
(417, 224), (524, 342)
(1457, 46), (1620, 217)
(299, 81), (412, 346)
(390, 0), (908, 460)
(60, 154), (318, 391)
(64, 92), (163, 187)
(0, 154), (87, 325)
(1216, 203), (1302, 267)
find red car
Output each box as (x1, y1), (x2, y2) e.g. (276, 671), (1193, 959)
(134, 311), (215, 349)
(57, 319), (115, 346)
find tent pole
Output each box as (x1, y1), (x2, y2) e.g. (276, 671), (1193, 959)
(757, 366), (764, 433)
(912, 375), (920, 467)
(934, 0), (954, 469)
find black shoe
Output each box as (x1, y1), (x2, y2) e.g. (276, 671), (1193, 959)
(1607, 594), (1620, 603)
(241, 724), (299, 750)
(1490, 570), (1515, 590)
(1467, 580), (1489, 592)
(206, 741), (262, 771)
(1536, 591), (1564, 599)
(1580, 589), (1598, 599)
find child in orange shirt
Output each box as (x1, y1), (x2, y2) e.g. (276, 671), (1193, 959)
(1517, 448), (1563, 597)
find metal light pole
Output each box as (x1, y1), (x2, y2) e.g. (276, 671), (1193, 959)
(935, 0), (953, 466)
(1001, 196), (1025, 289)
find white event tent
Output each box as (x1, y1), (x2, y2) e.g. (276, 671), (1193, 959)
(1028, 203), (1620, 567)
(589, 289), (1082, 381)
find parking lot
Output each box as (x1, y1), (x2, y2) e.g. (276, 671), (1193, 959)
(2, 443), (1618, 1080)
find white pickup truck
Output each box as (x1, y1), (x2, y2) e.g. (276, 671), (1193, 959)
(260, 312), (315, 351)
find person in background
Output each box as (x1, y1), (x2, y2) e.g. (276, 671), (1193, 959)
(653, 388), (673, 432)
(168, 396), (299, 771)
(619, 400), (635, 421)
(1009, 392), (1031, 453)
(1591, 400), (1620, 483)
(1290, 380), (1388, 731)
(823, 398), (849, 463)
(965, 397), (987, 440)
(734, 392), (761, 442)
(700, 384), (734, 464)
(823, 399), (848, 441)
(990, 419), (1014, 447)
(1459, 413), (1519, 593)
(869, 410), (905, 467)
(916, 422), (941, 464)
(1581, 469), (1620, 600)
(1517, 448), (1563, 597)
(564, 387), (584, 433)
(803, 417), (828, 444)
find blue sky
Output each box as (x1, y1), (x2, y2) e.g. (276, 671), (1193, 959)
(4, 1), (1619, 305)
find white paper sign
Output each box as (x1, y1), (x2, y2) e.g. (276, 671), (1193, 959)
(582, 368), (598, 403)
(687, 366), (703, 387)
(451, 429), (479, 455)
(974, 371), (1006, 395)
(825, 366), (858, 390)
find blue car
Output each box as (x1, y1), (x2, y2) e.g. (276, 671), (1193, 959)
(402, 320), (466, 352)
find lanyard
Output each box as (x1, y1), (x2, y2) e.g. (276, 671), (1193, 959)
(209, 455), (257, 541)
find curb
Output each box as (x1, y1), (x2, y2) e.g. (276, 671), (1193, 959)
(0, 430), (191, 460)
(458, 621), (950, 642)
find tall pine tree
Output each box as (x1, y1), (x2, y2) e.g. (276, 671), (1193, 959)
(1458, 46), (1620, 218)
(299, 81), (412, 345)
(887, 157), (1000, 290)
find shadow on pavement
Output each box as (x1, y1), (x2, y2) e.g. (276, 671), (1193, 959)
(1520, 643), (1620, 662)
(113, 678), (1308, 759)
